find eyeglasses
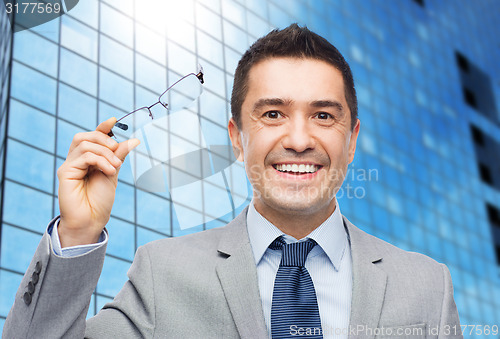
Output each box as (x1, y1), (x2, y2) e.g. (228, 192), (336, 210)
(108, 66), (205, 141)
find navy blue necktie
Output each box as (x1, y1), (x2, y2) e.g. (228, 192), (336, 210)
(270, 237), (323, 339)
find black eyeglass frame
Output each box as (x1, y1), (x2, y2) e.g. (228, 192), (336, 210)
(108, 68), (205, 138)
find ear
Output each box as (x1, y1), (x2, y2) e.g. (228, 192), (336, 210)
(348, 119), (360, 164)
(228, 118), (244, 162)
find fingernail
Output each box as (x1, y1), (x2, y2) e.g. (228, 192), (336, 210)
(114, 155), (121, 163)
(107, 138), (117, 147)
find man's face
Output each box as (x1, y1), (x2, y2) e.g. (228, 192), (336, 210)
(229, 57), (360, 220)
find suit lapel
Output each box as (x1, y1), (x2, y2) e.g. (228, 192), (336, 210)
(215, 207), (268, 339)
(344, 217), (387, 339)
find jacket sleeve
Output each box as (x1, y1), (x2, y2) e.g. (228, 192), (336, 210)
(2, 219), (107, 339)
(438, 264), (463, 339)
(85, 245), (156, 338)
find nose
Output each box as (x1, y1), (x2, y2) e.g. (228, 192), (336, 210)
(281, 116), (316, 153)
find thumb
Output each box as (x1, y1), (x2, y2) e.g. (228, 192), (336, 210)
(115, 138), (140, 162)
(96, 117), (117, 134)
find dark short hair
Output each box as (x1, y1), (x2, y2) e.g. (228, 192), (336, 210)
(231, 23), (358, 130)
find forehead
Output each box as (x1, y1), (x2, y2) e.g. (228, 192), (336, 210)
(244, 57), (346, 103)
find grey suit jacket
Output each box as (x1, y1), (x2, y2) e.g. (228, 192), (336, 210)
(3, 208), (462, 338)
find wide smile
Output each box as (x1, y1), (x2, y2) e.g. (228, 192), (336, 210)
(272, 163), (323, 179)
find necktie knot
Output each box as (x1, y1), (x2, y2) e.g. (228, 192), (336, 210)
(269, 237), (317, 267)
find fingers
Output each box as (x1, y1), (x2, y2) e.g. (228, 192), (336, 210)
(115, 138), (140, 162)
(59, 144), (122, 180)
(70, 140), (123, 167)
(68, 120), (119, 155)
(61, 118), (140, 180)
(71, 152), (119, 177)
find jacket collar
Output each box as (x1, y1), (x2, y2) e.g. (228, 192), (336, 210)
(215, 207), (388, 339)
(343, 216), (387, 339)
(216, 207), (269, 339)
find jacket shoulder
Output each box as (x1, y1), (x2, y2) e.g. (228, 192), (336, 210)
(345, 216), (445, 272)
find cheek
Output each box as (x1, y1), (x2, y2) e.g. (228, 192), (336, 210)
(244, 127), (281, 161)
(322, 133), (351, 165)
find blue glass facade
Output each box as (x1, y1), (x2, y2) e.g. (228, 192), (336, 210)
(1, 0), (499, 336)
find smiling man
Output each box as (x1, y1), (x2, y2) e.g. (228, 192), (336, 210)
(229, 56), (359, 240)
(4, 24), (461, 338)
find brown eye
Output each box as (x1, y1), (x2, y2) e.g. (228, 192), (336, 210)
(264, 111), (281, 119)
(317, 112), (333, 120)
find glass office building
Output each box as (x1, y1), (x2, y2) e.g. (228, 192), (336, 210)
(1, 0), (499, 336)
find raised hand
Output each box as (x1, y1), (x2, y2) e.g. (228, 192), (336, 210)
(57, 117), (140, 247)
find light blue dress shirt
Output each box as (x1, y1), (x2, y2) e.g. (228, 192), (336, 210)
(50, 218), (108, 256)
(246, 201), (352, 339)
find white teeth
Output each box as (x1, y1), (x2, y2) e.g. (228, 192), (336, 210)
(275, 164), (319, 173)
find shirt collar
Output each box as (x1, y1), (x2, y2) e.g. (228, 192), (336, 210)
(246, 200), (348, 271)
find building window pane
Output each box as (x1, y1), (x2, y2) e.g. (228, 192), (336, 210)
(135, 54), (166, 93)
(8, 99), (55, 151)
(197, 30), (224, 68)
(61, 15), (98, 61)
(6, 140), (54, 193)
(68, 0), (98, 29)
(167, 42), (197, 76)
(100, 34), (133, 80)
(13, 30), (58, 77)
(23, 16), (60, 43)
(59, 48), (98, 96)
(106, 217), (135, 261)
(199, 89), (227, 125)
(100, 3), (133, 47)
(224, 46), (241, 75)
(99, 68), (133, 111)
(97, 256), (130, 297)
(221, 0), (245, 29)
(2, 181), (52, 234)
(56, 119), (85, 158)
(137, 226), (167, 248)
(136, 190), (170, 233)
(0, 269), (23, 316)
(111, 181), (135, 223)
(102, 0), (134, 17)
(0, 226), (42, 273)
(135, 24), (166, 65)
(166, 19), (195, 52)
(196, 3), (222, 40)
(10, 61), (57, 114)
(246, 11), (270, 39)
(58, 83), (97, 130)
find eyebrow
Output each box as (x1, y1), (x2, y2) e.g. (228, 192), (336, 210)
(252, 97), (345, 114)
(310, 100), (344, 112)
(252, 98), (293, 112)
